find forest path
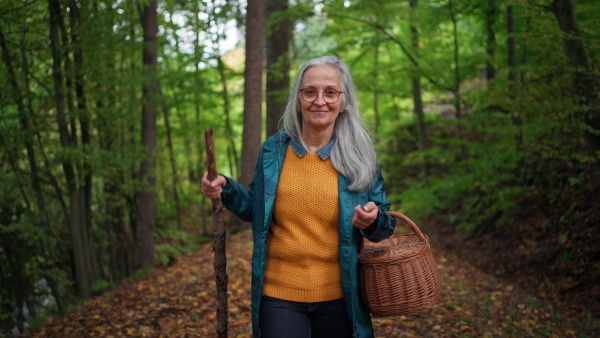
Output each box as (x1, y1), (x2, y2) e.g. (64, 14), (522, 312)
(29, 229), (582, 337)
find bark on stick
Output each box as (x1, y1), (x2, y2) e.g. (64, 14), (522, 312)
(205, 128), (228, 338)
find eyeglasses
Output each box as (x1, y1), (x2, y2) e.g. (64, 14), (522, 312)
(300, 87), (344, 104)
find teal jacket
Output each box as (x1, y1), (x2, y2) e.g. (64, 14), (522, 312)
(221, 130), (396, 338)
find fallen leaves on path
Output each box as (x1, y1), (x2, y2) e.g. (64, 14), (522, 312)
(29, 230), (585, 337)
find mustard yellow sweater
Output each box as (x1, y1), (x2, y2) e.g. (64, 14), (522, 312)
(262, 146), (343, 302)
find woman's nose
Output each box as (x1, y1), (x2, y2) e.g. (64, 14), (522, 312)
(313, 92), (326, 105)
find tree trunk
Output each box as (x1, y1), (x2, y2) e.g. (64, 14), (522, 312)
(507, 5), (523, 147)
(410, 0), (428, 182)
(235, 0), (265, 232)
(507, 5), (516, 94)
(192, 2), (208, 234)
(159, 85), (183, 230)
(57, 2), (76, 145)
(449, 0), (469, 162)
(69, 0), (99, 283)
(134, 0), (159, 270)
(217, 56), (239, 179)
(485, 0), (496, 80)
(240, 0), (265, 189)
(373, 38), (380, 135)
(48, 0), (91, 298)
(266, 0), (290, 138)
(548, 0), (600, 154)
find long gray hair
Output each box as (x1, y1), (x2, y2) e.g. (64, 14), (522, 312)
(281, 56), (377, 192)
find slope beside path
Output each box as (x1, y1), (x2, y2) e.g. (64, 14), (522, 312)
(29, 230), (585, 337)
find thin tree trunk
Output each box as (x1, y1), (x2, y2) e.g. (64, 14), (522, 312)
(266, 0), (290, 137)
(192, 2), (208, 233)
(485, 0), (496, 81)
(159, 85), (183, 230)
(160, 9), (185, 231)
(168, 11), (193, 184)
(217, 56), (239, 178)
(126, 14), (140, 252)
(240, 0), (265, 189)
(69, 0), (99, 283)
(507, 5), (516, 95)
(175, 105), (194, 181)
(57, 2), (76, 145)
(449, 0), (469, 162)
(410, 0), (427, 182)
(373, 39), (380, 135)
(134, 0), (159, 270)
(48, 0), (92, 298)
(450, 1), (461, 121)
(507, 5), (523, 147)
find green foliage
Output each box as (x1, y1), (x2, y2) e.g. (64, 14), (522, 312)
(154, 228), (204, 266)
(90, 279), (116, 294)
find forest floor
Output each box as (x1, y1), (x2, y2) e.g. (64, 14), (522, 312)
(28, 223), (598, 337)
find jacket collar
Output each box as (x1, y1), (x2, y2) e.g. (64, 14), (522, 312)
(263, 129), (335, 160)
(290, 135), (336, 160)
(262, 129), (291, 153)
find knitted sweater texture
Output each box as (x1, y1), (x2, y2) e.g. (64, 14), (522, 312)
(262, 146), (343, 302)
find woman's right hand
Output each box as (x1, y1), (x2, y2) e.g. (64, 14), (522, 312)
(201, 173), (227, 199)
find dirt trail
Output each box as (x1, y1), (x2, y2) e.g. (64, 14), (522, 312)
(29, 229), (587, 337)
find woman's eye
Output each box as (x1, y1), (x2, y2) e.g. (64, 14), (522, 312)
(325, 90), (336, 96)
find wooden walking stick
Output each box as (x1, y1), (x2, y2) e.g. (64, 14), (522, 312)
(205, 128), (228, 338)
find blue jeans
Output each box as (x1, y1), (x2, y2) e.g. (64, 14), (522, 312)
(259, 296), (353, 338)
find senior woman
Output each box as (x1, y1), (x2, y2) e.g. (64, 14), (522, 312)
(201, 55), (396, 338)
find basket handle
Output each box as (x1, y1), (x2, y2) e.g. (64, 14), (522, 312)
(358, 211), (427, 254)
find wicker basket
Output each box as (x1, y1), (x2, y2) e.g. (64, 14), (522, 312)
(358, 211), (441, 317)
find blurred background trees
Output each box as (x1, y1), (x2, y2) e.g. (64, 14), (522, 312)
(0, 0), (598, 334)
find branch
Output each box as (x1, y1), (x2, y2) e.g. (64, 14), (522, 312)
(326, 12), (454, 92)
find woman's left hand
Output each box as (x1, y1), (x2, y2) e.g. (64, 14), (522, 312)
(352, 202), (379, 229)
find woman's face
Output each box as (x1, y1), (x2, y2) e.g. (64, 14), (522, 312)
(299, 65), (344, 135)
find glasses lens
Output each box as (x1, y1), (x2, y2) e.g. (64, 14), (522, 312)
(302, 89), (318, 101)
(323, 90), (339, 103)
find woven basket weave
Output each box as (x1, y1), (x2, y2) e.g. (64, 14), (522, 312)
(358, 211), (441, 317)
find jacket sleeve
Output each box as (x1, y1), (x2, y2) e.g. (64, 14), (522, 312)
(359, 168), (396, 242)
(220, 176), (254, 223)
(220, 149), (265, 223)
